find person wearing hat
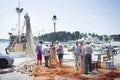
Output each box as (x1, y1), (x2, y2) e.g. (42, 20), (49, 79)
(83, 41), (93, 74)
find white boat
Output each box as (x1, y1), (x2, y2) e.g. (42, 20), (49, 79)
(6, 4), (25, 54)
(6, 5), (36, 59)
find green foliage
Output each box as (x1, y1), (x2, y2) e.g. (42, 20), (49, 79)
(36, 31), (120, 42)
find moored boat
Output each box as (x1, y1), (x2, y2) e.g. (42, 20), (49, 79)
(5, 4), (36, 59)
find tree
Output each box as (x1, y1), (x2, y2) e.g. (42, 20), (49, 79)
(35, 31), (120, 42)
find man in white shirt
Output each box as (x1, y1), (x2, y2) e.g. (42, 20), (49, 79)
(43, 44), (50, 67)
(56, 41), (64, 67)
(72, 40), (81, 71)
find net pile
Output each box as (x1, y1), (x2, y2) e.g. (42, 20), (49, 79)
(17, 63), (92, 80)
(16, 60), (120, 80)
(95, 71), (120, 80)
(24, 13), (36, 60)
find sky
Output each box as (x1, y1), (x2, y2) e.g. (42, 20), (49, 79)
(0, 0), (120, 39)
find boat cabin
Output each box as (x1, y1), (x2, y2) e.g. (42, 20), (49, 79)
(8, 35), (26, 52)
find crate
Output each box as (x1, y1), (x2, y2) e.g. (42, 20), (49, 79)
(106, 61), (114, 69)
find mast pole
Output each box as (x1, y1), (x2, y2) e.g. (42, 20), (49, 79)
(16, 2), (23, 43)
(18, 2), (20, 43)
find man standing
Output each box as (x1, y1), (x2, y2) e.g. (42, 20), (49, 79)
(83, 41), (93, 74)
(36, 41), (43, 66)
(72, 40), (81, 71)
(56, 41), (64, 67)
(43, 44), (50, 67)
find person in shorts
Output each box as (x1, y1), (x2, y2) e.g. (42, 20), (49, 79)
(36, 41), (43, 66)
(56, 41), (64, 67)
(43, 44), (50, 67)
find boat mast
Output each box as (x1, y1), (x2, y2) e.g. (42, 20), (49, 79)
(16, 2), (23, 43)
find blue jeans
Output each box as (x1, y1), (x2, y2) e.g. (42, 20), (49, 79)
(84, 54), (92, 73)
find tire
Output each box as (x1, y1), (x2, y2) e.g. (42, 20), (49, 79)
(0, 59), (8, 68)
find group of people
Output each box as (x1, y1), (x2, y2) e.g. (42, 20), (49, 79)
(72, 40), (93, 74)
(35, 41), (64, 67)
(35, 40), (93, 75)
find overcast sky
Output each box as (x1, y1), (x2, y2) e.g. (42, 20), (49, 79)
(0, 0), (120, 39)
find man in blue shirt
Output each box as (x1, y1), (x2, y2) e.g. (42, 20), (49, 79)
(36, 41), (42, 66)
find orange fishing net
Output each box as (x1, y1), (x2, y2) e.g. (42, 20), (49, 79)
(95, 71), (120, 80)
(17, 61), (120, 80)
(27, 63), (92, 80)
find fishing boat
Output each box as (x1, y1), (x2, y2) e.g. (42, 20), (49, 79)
(6, 3), (25, 53)
(6, 3), (36, 59)
(7, 33), (26, 52)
